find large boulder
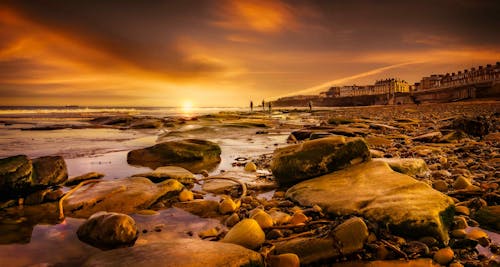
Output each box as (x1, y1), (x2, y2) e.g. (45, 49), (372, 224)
(446, 116), (492, 137)
(271, 136), (370, 185)
(63, 177), (184, 218)
(77, 212), (138, 250)
(132, 166), (195, 185)
(286, 160), (454, 242)
(32, 156), (68, 187)
(127, 139), (221, 171)
(0, 155), (33, 198)
(82, 238), (263, 267)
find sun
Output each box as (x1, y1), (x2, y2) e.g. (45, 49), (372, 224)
(181, 100), (194, 113)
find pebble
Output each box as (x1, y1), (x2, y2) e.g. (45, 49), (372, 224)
(244, 162), (257, 172)
(251, 210), (274, 229)
(178, 189), (194, 202)
(289, 212), (308, 225)
(224, 213), (240, 227)
(453, 216), (468, 229)
(433, 247), (454, 265)
(432, 180), (448, 192)
(451, 229), (466, 239)
(453, 176), (472, 190)
(198, 228), (218, 239)
(219, 197), (238, 214)
(268, 253), (300, 267)
(267, 229), (284, 240)
(455, 206), (470, 216)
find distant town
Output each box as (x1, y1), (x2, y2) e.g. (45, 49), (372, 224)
(273, 62), (500, 107)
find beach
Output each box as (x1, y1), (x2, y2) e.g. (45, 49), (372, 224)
(0, 102), (499, 266)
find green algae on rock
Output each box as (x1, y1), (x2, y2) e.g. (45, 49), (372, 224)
(127, 139), (221, 171)
(271, 136), (370, 185)
(286, 160), (455, 242)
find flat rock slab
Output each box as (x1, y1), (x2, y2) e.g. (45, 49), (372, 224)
(63, 177), (184, 218)
(286, 160), (454, 242)
(82, 238), (263, 267)
(132, 166), (195, 185)
(202, 171), (277, 194)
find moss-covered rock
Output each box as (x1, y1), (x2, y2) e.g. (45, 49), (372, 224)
(127, 139), (221, 171)
(0, 155), (33, 198)
(32, 156), (68, 187)
(286, 160), (454, 242)
(271, 136), (370, 185)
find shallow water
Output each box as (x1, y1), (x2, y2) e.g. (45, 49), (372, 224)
(0, 108), (292, 266)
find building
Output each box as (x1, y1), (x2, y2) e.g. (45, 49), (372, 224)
(419, 62), (500, 90)
(374, 78), (410, 94)
(321, 78), (408, 98)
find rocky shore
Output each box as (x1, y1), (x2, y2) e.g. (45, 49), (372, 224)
(0, 101), (499, 266)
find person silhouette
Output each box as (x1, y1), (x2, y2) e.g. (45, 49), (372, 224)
(308, 101), (312, 112)
(262, 100), (265, 111)
(250, 100), (253, 112)
(268, 102), (272, 113)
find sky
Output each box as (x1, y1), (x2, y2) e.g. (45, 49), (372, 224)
(0, 0), (499, 107)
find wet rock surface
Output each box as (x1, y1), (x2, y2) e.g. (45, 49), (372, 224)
(77, 211), (138, 250)
(83, 238), (263, 267)
(132, 166), (196, 185)
(63, 178), (184, 218)
(127, 139), (221, 171)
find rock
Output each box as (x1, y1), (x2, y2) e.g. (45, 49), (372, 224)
(332, 217), (369, 254)
(432, 180), (448, 192)
(31, 156), (68, 187)
(173, 199), (220, 218)
(127, 139), (221, 171)
(452, 176), (472, 190)
(274, 218), (367, 264)
(454, 206), (470, 216)
(63, 178), (184, 218)
(222, 219), (265, 250)
(244, 162), (257, 172)
(310, 132), (335, 140)
(25, 188), (50, 205)
(289, 212), (308, 225)
(225, 213), (240, 227)
(268, 209), (291, 225)
(453, 216), (468, 229)
(250, 210), (273, 229)
(268, 253), (300, 267)
(413, 132), (443, 143)
(473, 206), (500, 231)
(370, 149), (385, 158)
(439, 131), (468, 143)
(0, 155), (33, 198)
(373, 158), (430, 177)
(271, 136), (370, 185)
(330, 259), (439, 267)
(447, 116), (492, 137)
(77, 211), (138, 250)
(466, 229), (488, 241)
(198, 227), (218, 239)
(202, 171), (277, 194)
(65, 172), (104, 186)
(178, 189), (193, 202)
(219, 197), (238, 214)
(286, 161), (454, 242)
(433, 247), (454, 265)
(451, 229), (466, 238)
(83, 238), (263, 267)
(132, 166), (195, 185)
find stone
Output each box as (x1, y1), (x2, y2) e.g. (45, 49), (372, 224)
(330, 259), (439, 267)
(373, 158), (430, 177)
(178, 189), (193, 202)
(286, 161), (454, 242)
(83, 238), (263, 267)
(25, 188), (50, 205)
(250, 210), (273, 229)
(412, 132), (443, 143)
(447, 116), (492, 137)
(225, 213), (240, 227)
(219, 197), (238, 214)
(454, 206), (469, 216)
(63, 177), (184, 218)
(202, 171), (277, 194)
(127, 139), (221, 171)
(310, 132), (335, 140)
(453, 216), (468, 229)
(433, 247), (454, 265)
(370, 149), (385, 158)
(452, 176), (472, 190)
(432, 180), (448, 192)
(132, 166), (196, 185)
(77, 211), (138, 250)
(451, 229), (466, 238)
(173, 199), (220, 218)
(31, 156), (68, 187)
(244, 162), (257, 172)
(473, 206), (500, 231)
(222, 219), (265, 250)
(268, 209), (291, 225)
(439, 131), (468, 143)
(331, 217), (369, 254)
(65, 172), (104, 186)
(268, 253), (300, 267)
(289, 212), (308, 225)
(0, 155), (33, 198)
(274, 218), (367, 264)
(271, 136), (370, 185)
